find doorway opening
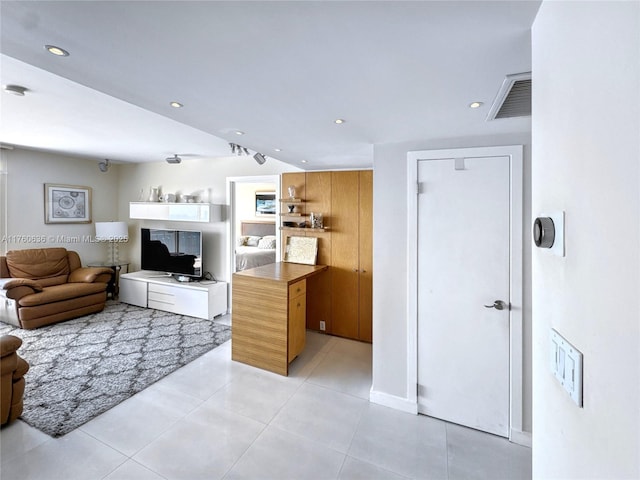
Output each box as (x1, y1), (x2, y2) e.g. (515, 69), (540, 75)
(226, 175), (281, 294)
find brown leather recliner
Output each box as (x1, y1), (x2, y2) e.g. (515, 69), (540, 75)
(0, 248), (113, 329)
(1, 335), (29, 426)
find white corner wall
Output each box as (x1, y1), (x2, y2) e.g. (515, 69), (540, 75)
(532, 2), (640, 478)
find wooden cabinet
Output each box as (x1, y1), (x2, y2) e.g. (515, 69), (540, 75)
(232, 263), (327, 375)
(279, 170), (372, 343)
(358, 170), (373, 342)
(288, 280), (306, 362)
(331, 170), (372, 342)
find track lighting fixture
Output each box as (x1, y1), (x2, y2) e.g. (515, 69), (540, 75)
(229, 143), (250, 156)
(253, 153), (267, 165)
(166, 154), (182, 164)
(98, 159), (110, 172)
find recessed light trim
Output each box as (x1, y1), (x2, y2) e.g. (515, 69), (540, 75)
(334, 118), (345, 124)
(3, 85), (27, 96)
(45, 45), (69, 57)
(469, 101), (484, 109)
(235, 130), (245, 136)
(301, 160), (308, 164)
(274, 148), (282, 152)
(170, 101), (183, 108)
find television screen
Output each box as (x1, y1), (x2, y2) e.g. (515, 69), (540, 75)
(141, 228), (202, 278)
(255, 192), (276, 215)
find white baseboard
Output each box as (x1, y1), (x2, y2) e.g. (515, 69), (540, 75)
(369, 389), (418, 414)
(510, 428), (532, 447)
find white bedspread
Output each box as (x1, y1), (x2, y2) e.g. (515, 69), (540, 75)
(235, 246), (276, 271)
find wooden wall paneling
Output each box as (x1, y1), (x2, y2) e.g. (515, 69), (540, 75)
(281, 172), (307, 258)
(281, 172), (306, 204)
(304, 172), (332, 332)
(358, 170), (373, 342)
(330, 171), (360, 339)
(305, 171), (332, 230)
(305, 231), (332, 331)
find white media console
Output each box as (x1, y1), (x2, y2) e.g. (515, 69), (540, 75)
(119, 271), (227, 320)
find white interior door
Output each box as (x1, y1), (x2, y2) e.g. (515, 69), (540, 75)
(417, 155), (510, 437)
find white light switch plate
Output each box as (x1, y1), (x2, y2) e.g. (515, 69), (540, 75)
(550, 329), (583, 407)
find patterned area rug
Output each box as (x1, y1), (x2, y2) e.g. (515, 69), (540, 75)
(0, 302), (230, 437)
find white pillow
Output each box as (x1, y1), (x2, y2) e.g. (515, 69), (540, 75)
(246, 236), (262, 247)
(258, 236), (276, 249)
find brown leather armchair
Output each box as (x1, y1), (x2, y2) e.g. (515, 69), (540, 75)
(0, 248), (113, 329)
(1, 335), (29, 426)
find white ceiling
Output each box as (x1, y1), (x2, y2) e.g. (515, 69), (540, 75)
(0, 1), (540, 169)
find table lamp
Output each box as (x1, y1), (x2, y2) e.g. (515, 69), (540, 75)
(95, 221), (128, 264)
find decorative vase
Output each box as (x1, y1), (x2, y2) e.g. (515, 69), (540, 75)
(310, 212), (323, 229)
(148, 187), (159, 202)
(287, 185), (296, 199)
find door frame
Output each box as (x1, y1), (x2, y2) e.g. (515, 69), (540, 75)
(406, 145), (524, 443)
(226, 175), (281, 307)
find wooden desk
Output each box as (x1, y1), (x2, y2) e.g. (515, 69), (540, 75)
(232, 262), (328, 375)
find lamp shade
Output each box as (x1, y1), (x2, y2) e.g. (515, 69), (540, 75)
(95, 221), (128, 241)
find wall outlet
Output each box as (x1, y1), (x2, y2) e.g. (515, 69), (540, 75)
(319, 321), (326, 331)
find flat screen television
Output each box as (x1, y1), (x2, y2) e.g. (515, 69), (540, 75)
(255, 191), (276, 215)
(141, 228), (202, 279)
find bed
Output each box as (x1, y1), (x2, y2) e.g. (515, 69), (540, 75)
(235, 221), (277, 271)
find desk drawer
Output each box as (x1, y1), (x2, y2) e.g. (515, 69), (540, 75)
(288, 279), (306, 298)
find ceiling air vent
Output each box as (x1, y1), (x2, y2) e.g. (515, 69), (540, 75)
(486, 72), (531, 120)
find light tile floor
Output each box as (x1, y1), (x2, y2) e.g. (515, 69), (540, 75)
(0, 315), (531, 480)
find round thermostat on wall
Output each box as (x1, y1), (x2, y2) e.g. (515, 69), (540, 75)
(533, 217), (555, 248)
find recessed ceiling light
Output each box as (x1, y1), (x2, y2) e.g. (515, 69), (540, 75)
(170, 101), (183, 108)
(301, 160), (308, 164)
(469, 102), (484, 109)
(45, 45), (69, 57)
(334, 118), (345, 124)
(274, 148), (282, 152)
(235, 131), (245, 136)
(3, 85), (27, 96)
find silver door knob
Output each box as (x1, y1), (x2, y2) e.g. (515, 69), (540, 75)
(484, 300), (507, 311)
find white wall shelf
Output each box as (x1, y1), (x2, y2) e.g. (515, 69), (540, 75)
(129, 202), (222, 222)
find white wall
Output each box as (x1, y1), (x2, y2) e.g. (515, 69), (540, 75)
(2, 148), (119, 263)
(235, 182), (277, 236)
(371, 132), (533, 432)
(117, 155), (296, 282)
(532, 2), (639, 478)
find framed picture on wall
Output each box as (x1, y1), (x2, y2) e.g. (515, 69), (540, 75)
(255, 191), (276, 215)
(44, 184), (92, 224)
